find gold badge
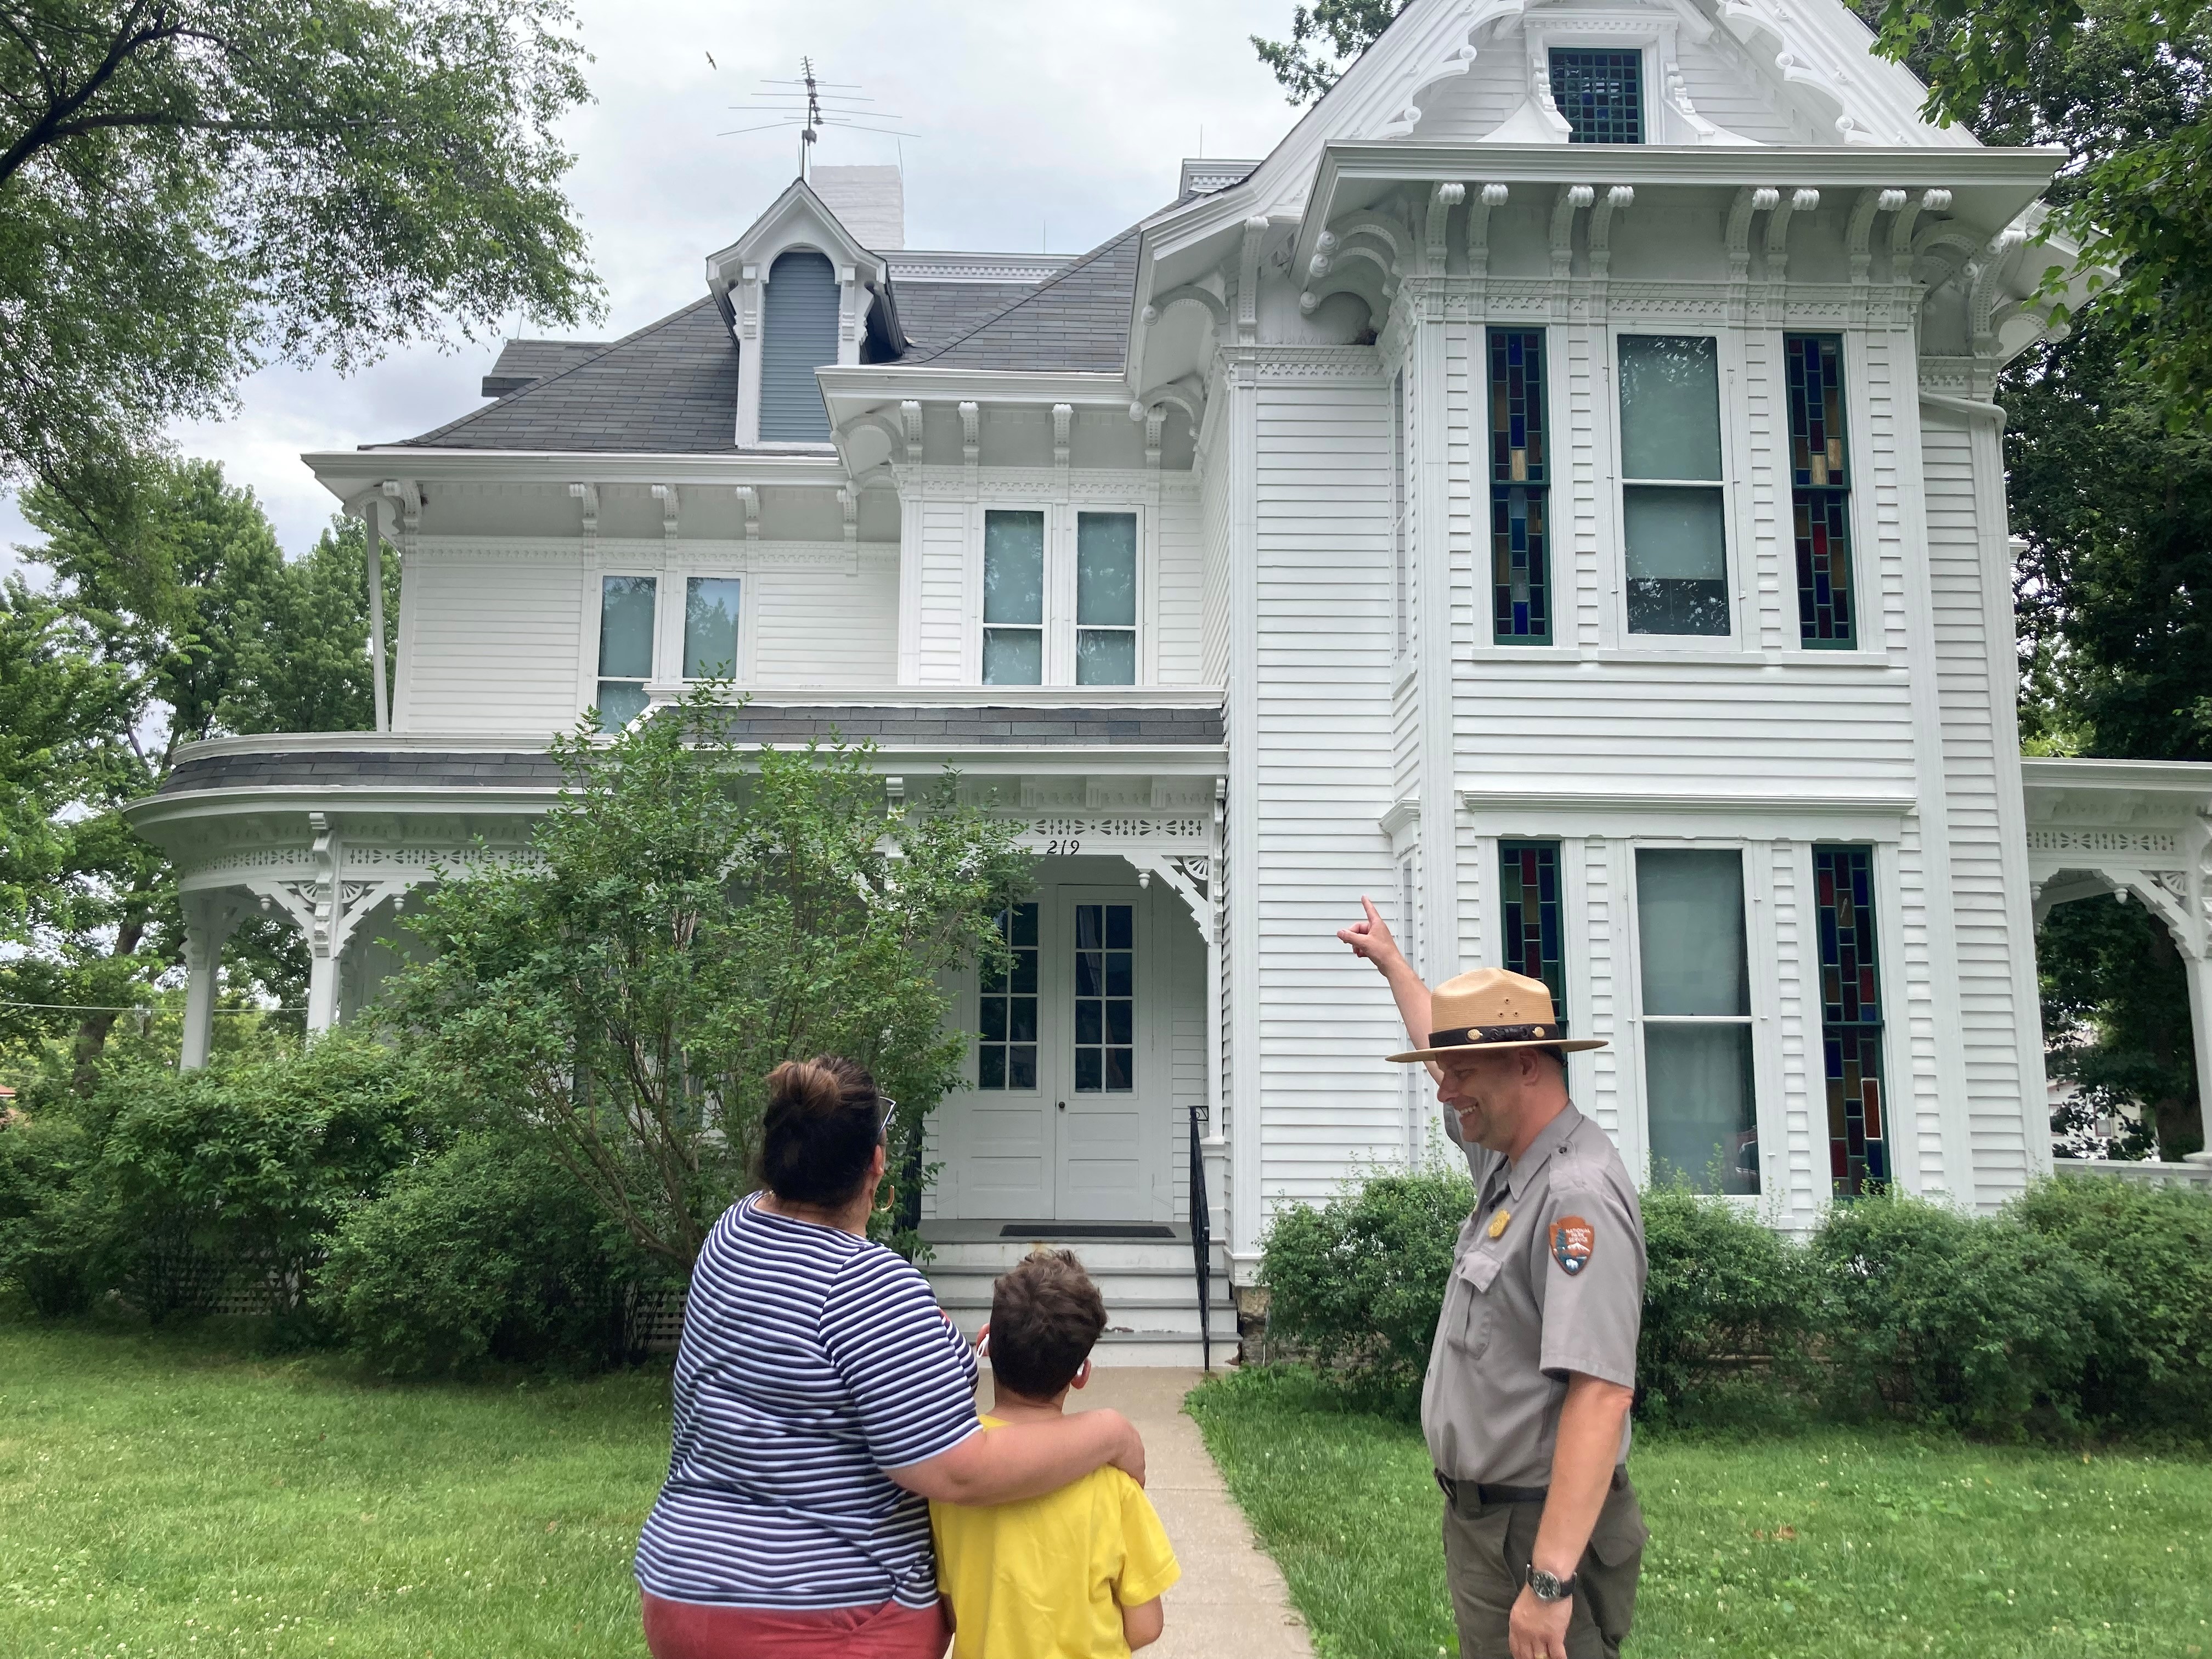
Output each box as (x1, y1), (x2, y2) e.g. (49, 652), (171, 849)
(1487, 1208), (1511, 1240)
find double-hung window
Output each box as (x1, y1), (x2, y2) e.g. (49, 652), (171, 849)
(980, 506), (1141, 686)
(1786, 334), (1858, 648)
(1635, 848), (1757, 1194)
(1488, 329), (1552, 644)
(683, 577), (743, 680)
(1550, 49), (1643, 144)
(595, 575), (657, 732)
(1618, 335), (1730, 637)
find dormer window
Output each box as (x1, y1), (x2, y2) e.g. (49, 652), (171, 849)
(759, 250), (839, 442)
(1550, 50), (1643, 143)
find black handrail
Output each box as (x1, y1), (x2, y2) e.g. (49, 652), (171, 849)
(1189, 1101), (1211, 1370)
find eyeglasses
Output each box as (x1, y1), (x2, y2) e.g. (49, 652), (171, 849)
(876, 1096), (899, 1142)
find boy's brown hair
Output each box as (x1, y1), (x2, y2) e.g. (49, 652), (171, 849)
(988, 1249), (1108, 1400)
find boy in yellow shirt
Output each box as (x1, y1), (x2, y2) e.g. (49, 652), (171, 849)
(930, 1249), (1180, 1658)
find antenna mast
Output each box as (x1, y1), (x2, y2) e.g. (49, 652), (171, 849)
(721, 60), (914, 180)
(798, 56), (820, 180)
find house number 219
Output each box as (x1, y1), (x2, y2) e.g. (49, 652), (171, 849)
(1046, 838), (1083, 855)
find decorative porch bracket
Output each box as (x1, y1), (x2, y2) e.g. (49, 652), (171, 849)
(241, 813), (422, 1035)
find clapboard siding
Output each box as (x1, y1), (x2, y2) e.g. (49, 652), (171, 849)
(916, 501), (970, 682)
(1401, 44), (1532, 142)
(1254, 380), (1406, 1204)
(398, 554), (583, 733)
(752, 554), (899, 686)
(1673, 39), (1810, 144)
(1923, 415), (2031, 1200)
(1155, 492), (1205, 684)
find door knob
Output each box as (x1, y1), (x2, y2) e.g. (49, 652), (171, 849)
(1057, 1100), (1066, 1111)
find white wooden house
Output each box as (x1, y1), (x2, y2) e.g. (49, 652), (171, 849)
(128, 0), (2212, 1359)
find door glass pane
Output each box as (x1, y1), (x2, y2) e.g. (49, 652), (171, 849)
(683, 577), (741, 679)
(983, 510), (1044, 624)
(1076, 513), (1137, 627)
(1073, 902), (1134, 1093)
(1076, 629), (1136, 685)
(984, 628), (1043, 685)
(595, 680), (649, 733)
(597, 575), (656, 679)
(1636, 849), (1748, 1014)
(1624, 487), (1729, 635)
(978, 903), (1040, 1091)
(1645, 1024), (1758, 1194)
(1618, 336), (1722, 481)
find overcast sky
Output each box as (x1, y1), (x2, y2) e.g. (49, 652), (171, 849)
(2, 0), (1305, 575)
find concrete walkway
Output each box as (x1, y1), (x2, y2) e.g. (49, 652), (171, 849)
(1069, 1368), (1314, 1659)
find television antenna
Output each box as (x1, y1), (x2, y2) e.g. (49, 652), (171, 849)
(723, 57), (914, 180)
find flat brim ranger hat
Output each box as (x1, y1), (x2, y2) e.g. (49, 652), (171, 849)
(1385, 966), (1607, 1063)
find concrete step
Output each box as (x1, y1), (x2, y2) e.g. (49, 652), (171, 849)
(927, 1264), (1233, 1305)
(922, 1238), (1229, 1274)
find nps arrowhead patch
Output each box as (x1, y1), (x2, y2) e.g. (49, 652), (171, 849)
(1549, 1215), (1594, 1276)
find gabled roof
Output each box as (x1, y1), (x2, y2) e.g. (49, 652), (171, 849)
(394, 297), (738, 453)
(891, 280), (1046, 353)
(479, 338), (611, 398)
(906, 221), (1147, 373)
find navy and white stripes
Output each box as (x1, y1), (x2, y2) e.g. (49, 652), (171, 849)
(635, 1194), (980, 1610)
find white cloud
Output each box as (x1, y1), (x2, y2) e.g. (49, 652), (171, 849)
(3, 0), (1301, 574)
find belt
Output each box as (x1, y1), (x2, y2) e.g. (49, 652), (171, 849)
(1435, 1466), (1628, 1511)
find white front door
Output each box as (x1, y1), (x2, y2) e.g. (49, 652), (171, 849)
(945, 878), (1164, 1221)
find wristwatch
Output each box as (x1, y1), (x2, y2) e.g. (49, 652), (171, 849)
(1526, 1564), (1577, 1604)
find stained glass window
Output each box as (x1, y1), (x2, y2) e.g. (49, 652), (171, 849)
(1499, 840), (1564, 1007)
(1814, 845), (1888, 1195)
(978, 903), (1040, 1091)
(1489, 329), (1552, 644)
(1785, 335), (1857, 648)
(1073, 903), (1135, 1092)
(1549, 50), (1643, 144)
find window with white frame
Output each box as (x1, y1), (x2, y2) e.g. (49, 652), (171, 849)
(980, 505), (1141, 686)
(1635, 847), (1757, 1194)
(683, 577), (743, 680)
(596, 574), (656, 732)
(1617, 335), (1729, 637)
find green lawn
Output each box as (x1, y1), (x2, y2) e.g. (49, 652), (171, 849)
(0, 1319), (669, 1658)
(1187, 1367), (2212, 1659)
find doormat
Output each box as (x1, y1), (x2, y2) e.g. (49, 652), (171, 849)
(997, 1223), (1175, 1240)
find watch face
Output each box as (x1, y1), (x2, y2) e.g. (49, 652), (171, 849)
(1528, 1567), (1571, 1602)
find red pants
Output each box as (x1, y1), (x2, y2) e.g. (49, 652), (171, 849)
(641, 1590), (951, 1659)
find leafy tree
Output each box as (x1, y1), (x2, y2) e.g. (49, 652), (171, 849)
(383, 682), (1038, 1271)
(1870, 0), (2212, 417)
(3, 459), (394, 1081)
(1252, 0), (1402, 103)
(0, 0), (600, 516)
(2039, 898), (2199, 1159)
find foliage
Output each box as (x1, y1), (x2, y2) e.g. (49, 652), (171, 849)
(0, 1320), (668, 1654)
(2010, 1176), (2212, 1428)
(1867, 0), (2212, 419)
(1189, 1363), (2212, 1659)
(2038, 898), (2198, 1159)
(0, 1031), (435, 1323)
(1252, 0), (1403, 103)
(1809, 1193), (2111, 1434)
(318, 1131), (673, 1376)
(2, 461), (394, 1081)
(0, 0), (600, 513)
(383, 680), (1037, 1271)
(1259, 1167), (1473, 1400)
(1637, 1187), (1816, 1419)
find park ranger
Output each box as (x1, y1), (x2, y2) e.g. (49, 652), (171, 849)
(1339, 899), (1648, 1659)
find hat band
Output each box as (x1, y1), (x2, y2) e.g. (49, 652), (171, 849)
(1426, 1020), (1566, 1048)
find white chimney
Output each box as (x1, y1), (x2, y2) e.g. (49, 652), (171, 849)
(810, 165), (904, 251)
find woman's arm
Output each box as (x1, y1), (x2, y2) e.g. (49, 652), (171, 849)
(887, 1408), (1145, 1505)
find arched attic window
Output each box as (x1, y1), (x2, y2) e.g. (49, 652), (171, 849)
(759, 249), (839, 442)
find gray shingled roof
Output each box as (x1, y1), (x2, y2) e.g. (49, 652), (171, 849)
(480, 338), (612, 397)
(891, 280), (1043, 352)
(906, 221), (1145, 373)
(396, 297), (740, 453)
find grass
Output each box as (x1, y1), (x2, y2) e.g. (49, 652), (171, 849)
(1187, 1366), (2212, 1659)
(0, 1317), (670, 1658)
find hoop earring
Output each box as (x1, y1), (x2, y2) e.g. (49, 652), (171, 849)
(874, 1182), (898, 1216)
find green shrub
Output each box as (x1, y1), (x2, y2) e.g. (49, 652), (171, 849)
(1260, 1169), (1474, 1400)
(0, 1101), (106, 1315)
(1811, 1193), (2112, 1434)
(2009, 1175), (2212, 1429)
(317, 1132), (675, 1375)
(1638, 1187), (1816, 1418)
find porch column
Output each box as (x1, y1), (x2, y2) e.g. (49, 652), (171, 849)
(2187, 953), (2212, 1138)
(178, 893), (243, 1070)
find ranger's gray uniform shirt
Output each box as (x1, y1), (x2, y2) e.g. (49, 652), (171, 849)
(1423, 1102), (1646, 1487)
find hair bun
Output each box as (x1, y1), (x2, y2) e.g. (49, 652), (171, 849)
(768, 1058), (845, 1118)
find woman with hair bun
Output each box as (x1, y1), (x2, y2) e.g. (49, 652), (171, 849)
(634, 1057), (1146, 1659)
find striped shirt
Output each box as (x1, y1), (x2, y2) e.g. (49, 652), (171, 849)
(635, 1193), (980, 1610)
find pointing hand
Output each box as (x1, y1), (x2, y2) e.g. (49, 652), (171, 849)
(1337, 894), (1404, 972)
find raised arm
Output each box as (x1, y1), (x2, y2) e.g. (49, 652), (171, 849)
(887, 1407), (1145, 1505)
(1338, 895), (1436, 1063)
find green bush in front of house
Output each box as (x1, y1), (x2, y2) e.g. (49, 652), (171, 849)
(1259, 1169), (2212, 1438)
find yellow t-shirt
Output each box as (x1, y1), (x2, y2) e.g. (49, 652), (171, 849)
(930, 1416), (1181, 1659)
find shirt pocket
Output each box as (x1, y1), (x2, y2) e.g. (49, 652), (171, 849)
(1445, 1249), (1504, 1361)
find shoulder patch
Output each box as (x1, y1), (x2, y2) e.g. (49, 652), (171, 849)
(1549, 1215), (1595, 1276)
